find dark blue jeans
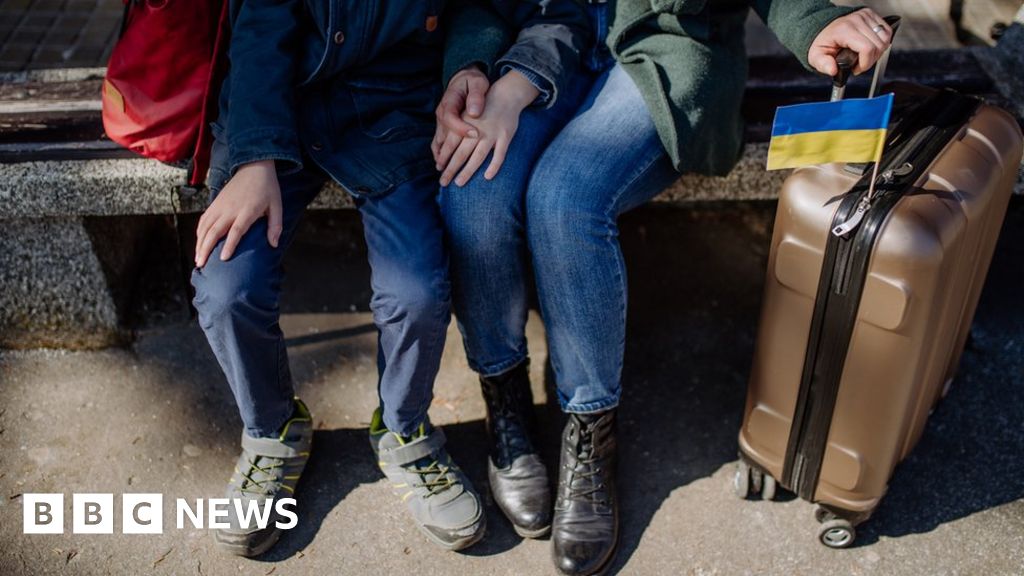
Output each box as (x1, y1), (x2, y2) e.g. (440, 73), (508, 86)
(193, 144), (449, 438)
(439, 4), (679, 412)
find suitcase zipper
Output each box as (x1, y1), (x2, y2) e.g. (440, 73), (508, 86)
(781, 90), (980, 503)
(831, 163), (913, 237)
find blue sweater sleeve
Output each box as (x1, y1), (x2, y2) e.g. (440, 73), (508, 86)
(493, 0), (590, 109)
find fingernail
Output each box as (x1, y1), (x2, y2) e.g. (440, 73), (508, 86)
(468, 106), (481, 115)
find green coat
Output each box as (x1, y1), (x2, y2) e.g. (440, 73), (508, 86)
(444, 0), (857, 176)
(610, 0), (856, 175)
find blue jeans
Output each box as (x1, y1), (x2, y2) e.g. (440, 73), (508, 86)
(193, 146), (449, 438)
(440, 29), (679, 412)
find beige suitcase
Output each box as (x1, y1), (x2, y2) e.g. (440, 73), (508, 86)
(735, 84), (1023, 548)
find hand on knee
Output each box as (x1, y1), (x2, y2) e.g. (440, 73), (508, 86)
(195, 160), (283, 268)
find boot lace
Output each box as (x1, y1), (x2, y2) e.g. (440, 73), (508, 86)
(488, 385), (534, 465)
(563, 420), (607, 504)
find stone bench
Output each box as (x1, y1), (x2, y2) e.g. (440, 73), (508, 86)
(2, 36), (1022, 349)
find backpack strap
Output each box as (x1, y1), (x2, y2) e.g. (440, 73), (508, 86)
(186, 0), (231, 190)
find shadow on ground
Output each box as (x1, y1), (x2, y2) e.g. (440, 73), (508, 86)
(261, 419), (532, 561)
(604, 204), (774, 572)
(113, 199), (1024, 568)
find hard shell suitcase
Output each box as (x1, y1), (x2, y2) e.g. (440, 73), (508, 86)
(735, 82), (1023, 548)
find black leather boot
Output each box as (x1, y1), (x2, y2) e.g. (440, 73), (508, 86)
(480, 361), (552, 538)
(552, 410), (618, 576)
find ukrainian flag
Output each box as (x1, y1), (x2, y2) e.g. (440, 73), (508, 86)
(766, 93), (894, 171)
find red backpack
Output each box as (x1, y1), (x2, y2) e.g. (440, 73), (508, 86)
(101, 0), (230, 190)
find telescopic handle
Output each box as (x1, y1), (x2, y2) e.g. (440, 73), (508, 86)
(831, 48), (858, 90)
(829, 15), (902, 101)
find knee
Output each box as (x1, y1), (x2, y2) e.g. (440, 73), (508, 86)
(526, 180), (607, 254)
(441, 184), (523, 260)
(191, 253), (278, 328)
(371, 273), (450, 333)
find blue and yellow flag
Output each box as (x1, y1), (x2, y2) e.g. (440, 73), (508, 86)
(766, 93), (894, 171)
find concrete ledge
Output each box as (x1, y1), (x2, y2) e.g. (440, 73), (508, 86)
(1, 140), (1020, 222)
(0, 217), (124, 349)
(0, 143), (795, 218)
(0, 146), (793, 350)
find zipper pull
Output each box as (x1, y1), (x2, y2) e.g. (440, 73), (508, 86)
(831, 195), (872, 237)
(879, 162), (913, 186)
(831, 162), (913, 238)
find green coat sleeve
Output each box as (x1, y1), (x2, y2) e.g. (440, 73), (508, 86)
(750, 0), (859, 70)
(442, 0), (514, 86)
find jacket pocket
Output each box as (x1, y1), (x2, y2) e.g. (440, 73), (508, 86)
(649, 0), (707, 15)
(357, 110), (435, 143)
(346, 75), (439, 142)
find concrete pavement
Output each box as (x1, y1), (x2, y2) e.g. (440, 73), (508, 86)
(1, 202), (1022, 575)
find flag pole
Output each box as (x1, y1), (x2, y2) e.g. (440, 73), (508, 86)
(867, 159), (881, 200)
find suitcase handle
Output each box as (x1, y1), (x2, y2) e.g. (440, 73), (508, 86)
(831, 49), (859, 92)
(830, 15), (902, 101)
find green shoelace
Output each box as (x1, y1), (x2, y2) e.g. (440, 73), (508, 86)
(410, 458), (456, 496)
(238, 456), (283, 497)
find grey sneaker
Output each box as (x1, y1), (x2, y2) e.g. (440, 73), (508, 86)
(369, 407), (485, 551)
(214, 399), (313, 557)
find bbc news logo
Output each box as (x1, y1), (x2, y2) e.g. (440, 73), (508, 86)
(23, 494), (297, 534)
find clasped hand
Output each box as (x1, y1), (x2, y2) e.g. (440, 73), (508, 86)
(432, 68), (539, 187)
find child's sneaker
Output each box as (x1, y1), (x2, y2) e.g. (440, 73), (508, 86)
(215, 399), (313, 557)
(369, 408), (485, 551)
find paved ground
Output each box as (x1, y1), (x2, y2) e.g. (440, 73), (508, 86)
(1, 201), (1022, 575)
(0, 0), (121, 72)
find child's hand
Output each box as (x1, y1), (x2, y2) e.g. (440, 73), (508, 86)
(437, 70), (539, 187)
(195, 160), (283, 268)
(433, 66), (490, 166)
(809, 8), (893, 77)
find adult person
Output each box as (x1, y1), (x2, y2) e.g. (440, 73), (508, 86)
(190, 0), (588, 557)
(435, 1), (893, 574)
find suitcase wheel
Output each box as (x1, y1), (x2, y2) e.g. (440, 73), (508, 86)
(733, 461), (778, 501)
(762, 475), (777, 501)
(814, 506), (837, 523)
(818, 517), (856, 549)
(733, 461), (752, 499)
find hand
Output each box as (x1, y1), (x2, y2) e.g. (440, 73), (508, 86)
(194, 160), (283, 268)
(809, 8), (893, 76)
(437, 70), (539, 187)
(432, 66), (490, 165)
